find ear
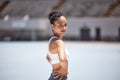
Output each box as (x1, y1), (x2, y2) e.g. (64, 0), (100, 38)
(51, 24), (54, 28)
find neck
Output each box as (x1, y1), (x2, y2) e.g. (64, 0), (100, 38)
(53, 34), (63, 39)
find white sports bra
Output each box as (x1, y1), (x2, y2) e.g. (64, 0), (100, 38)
(47, 36), (69, 64)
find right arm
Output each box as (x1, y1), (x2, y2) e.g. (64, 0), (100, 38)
(53, 40), (68, 79)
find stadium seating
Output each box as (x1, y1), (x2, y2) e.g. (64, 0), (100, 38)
(0, 0), (119, 18)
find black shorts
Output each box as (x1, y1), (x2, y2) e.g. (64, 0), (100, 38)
(48, 74), (67, 80)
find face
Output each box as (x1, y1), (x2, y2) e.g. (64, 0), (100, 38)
(52, 16), (67, 36)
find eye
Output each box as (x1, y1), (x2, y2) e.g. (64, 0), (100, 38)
(60, 23), (67, 26)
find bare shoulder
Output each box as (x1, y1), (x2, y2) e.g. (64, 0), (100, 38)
(54, 39), (64, 46)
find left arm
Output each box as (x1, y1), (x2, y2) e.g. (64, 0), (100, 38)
(46, 54), (51, 63)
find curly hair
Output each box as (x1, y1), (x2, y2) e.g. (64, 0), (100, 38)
(48, 10), (63, 24)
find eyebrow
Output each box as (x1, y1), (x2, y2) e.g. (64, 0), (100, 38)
(56, 22), (67, 24)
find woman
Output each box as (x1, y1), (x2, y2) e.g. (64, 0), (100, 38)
(46, 10), (69, 80)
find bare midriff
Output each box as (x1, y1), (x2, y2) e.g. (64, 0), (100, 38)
(52, 61), (68, 75)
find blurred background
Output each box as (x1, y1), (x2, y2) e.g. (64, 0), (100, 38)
(0, 0), (120, 41)
(0, 0), (120, 80)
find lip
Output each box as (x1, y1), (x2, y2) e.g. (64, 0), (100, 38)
(61, 31), (66, 33)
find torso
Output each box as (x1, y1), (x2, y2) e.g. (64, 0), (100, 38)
(48, 36), (68, 71)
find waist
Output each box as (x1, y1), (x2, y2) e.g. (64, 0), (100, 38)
(52, 61), (68, 71)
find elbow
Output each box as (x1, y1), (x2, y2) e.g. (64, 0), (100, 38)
(60, 58), (67, 62)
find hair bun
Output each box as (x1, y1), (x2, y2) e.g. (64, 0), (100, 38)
(48, 10), (63, 24)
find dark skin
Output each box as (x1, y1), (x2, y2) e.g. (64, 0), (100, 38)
(46, 16), (68, 80)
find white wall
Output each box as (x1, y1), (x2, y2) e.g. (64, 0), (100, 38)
(0, 17), (120, 38)
(65, 17), (120, 38)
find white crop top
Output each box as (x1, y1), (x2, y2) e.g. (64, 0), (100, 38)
(47, 36), (69, 64)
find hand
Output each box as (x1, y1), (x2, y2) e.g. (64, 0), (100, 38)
(53, 68), (68, 80)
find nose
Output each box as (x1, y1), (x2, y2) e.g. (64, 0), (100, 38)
(63, 26), (67, 30)
(63, 26), (67, 31)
